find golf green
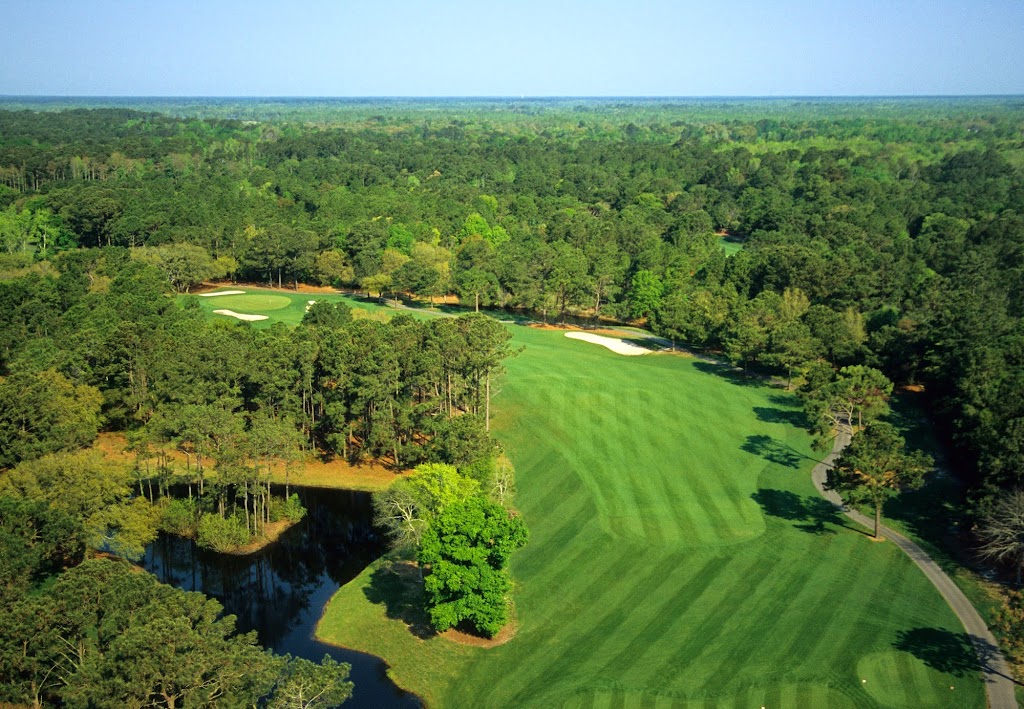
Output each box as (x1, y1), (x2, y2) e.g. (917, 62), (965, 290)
(185, 287), (402, 327)
(232, 304), (984, 708)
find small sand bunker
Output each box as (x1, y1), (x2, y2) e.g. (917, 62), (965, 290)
(305, 300), (317, 312)
(213, 309), (269, 322)
(198, 290), (246, 297)
(565, 331), (650, 356)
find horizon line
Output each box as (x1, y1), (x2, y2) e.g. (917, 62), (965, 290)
(2, 94), (1024, 101)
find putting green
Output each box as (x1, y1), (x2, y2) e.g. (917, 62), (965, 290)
(204, 293), (292, 313)
(183, 287), (407, 328)
(857, 650), (962, 708)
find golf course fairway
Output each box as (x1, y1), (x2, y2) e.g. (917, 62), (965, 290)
(306, 317), (986, 707)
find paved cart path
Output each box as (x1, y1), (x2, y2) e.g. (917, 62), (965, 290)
(813, 427), (1018, 709)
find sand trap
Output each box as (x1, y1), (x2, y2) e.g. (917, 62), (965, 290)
(305, 300), (316, 312)
(198, 290), (246, 297)
(565, 331), (650, 356)
(213, 309), (269, 322)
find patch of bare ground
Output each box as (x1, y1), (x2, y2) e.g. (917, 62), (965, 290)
(441, 613), (519, 648)
(92, 433), (407, 493)
(224, 518), (299, 555)
(284, 456), (404, 492)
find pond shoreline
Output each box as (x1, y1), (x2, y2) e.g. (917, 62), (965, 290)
(139, 485), (420, 708)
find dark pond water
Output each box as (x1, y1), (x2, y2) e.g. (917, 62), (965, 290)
(140, 487), (420, 708)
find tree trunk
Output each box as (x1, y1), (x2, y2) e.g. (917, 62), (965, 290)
(485, 373), (491, 431)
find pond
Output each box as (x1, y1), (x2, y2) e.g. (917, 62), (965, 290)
(140, 487), (420, 708)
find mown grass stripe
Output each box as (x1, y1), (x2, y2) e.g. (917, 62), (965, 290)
(692, 535), (836, 691)
(598, 555), (733, 678)
(642, 553), (780, 686)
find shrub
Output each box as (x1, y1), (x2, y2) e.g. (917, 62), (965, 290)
(269, 494), (307, 523)
(196, 513), (250, 552)
(158, 497), (199, 537)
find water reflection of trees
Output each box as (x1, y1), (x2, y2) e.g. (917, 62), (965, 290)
(141, 487), (386, 652)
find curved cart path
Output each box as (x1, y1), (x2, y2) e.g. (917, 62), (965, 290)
(813, 427), (1018, 709)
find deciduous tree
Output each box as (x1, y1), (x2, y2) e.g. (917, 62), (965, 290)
(826, 422), (932, 540)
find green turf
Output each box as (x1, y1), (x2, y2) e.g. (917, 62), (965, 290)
(186, 287), (403, 327)
(194, 300), (985, 707)
(856, 650), (964, 708)
(718, 236), (745, 256)
(201, 293), (293, 312)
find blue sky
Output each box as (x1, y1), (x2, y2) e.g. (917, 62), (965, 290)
(2, 0), (1022, 96)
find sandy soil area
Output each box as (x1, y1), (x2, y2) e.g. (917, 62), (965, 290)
(197, 290), (246, 297)
(564, 331), (650, 356)
(213, 309), (269, 321)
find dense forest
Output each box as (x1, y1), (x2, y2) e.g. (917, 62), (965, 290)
(2, 97), (1024, 704)
(1, 100), (1022, 498)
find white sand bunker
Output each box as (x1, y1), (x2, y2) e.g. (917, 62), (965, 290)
(213, 309), (269, 322)
(305, 300), (317, 312)
(565, 331), (650, 356)
(198, 290), (246, 297)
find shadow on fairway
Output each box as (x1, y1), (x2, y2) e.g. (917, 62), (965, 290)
(753, 406), (810, 428)
(742, 434), (808, 469)
(693, 360), (764, 387)
(751, 489), (843, 534)
(895, 627), (1024, 685)
(893, 628), (981, 676)
(363, 561), (437, 640)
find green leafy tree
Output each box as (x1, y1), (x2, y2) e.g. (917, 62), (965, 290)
(373, 463), (479, 553)
(0, 497), (85, 605)
(801, 365), (893, 445)
(268, 656), (353, 709)
(132, 244), (218, 293)
(0, 369), (103, 467)
(2, 559), (283, 709)
(2, 450), (159, 560)
(418, 496), (528, 637)
(627, 269), (664, 320)
(826, 422), (932, 540)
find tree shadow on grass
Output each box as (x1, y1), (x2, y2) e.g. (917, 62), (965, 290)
(751, 489), (843, 534)
(893, 628), (981, 676)
(692, 360), (764, 387)
(895, 627), (1024, 685)
(753, 406), (809, 428)
(362, 560), (437, 640)
(742, 434), (806, 469)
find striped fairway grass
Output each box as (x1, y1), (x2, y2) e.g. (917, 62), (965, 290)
(312, 322), (985, 707)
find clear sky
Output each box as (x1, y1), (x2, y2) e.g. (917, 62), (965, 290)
(2, 0), (1022, 96)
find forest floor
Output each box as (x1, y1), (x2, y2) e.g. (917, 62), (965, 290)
(93, 432), (403, 493)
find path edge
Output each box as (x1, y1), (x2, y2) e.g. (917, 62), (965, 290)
(812, 427), (1018, 709)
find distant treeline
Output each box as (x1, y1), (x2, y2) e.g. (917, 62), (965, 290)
(0, 103), (1023, 502)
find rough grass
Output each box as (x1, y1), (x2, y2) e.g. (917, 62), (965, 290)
(316, 325), (986, 707)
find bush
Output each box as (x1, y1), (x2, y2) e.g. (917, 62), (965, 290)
(419, 496), (528, 637)
(269, 494), (307, 523)
(158, 497), (199, 537)
(196, 513), (250, 552)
